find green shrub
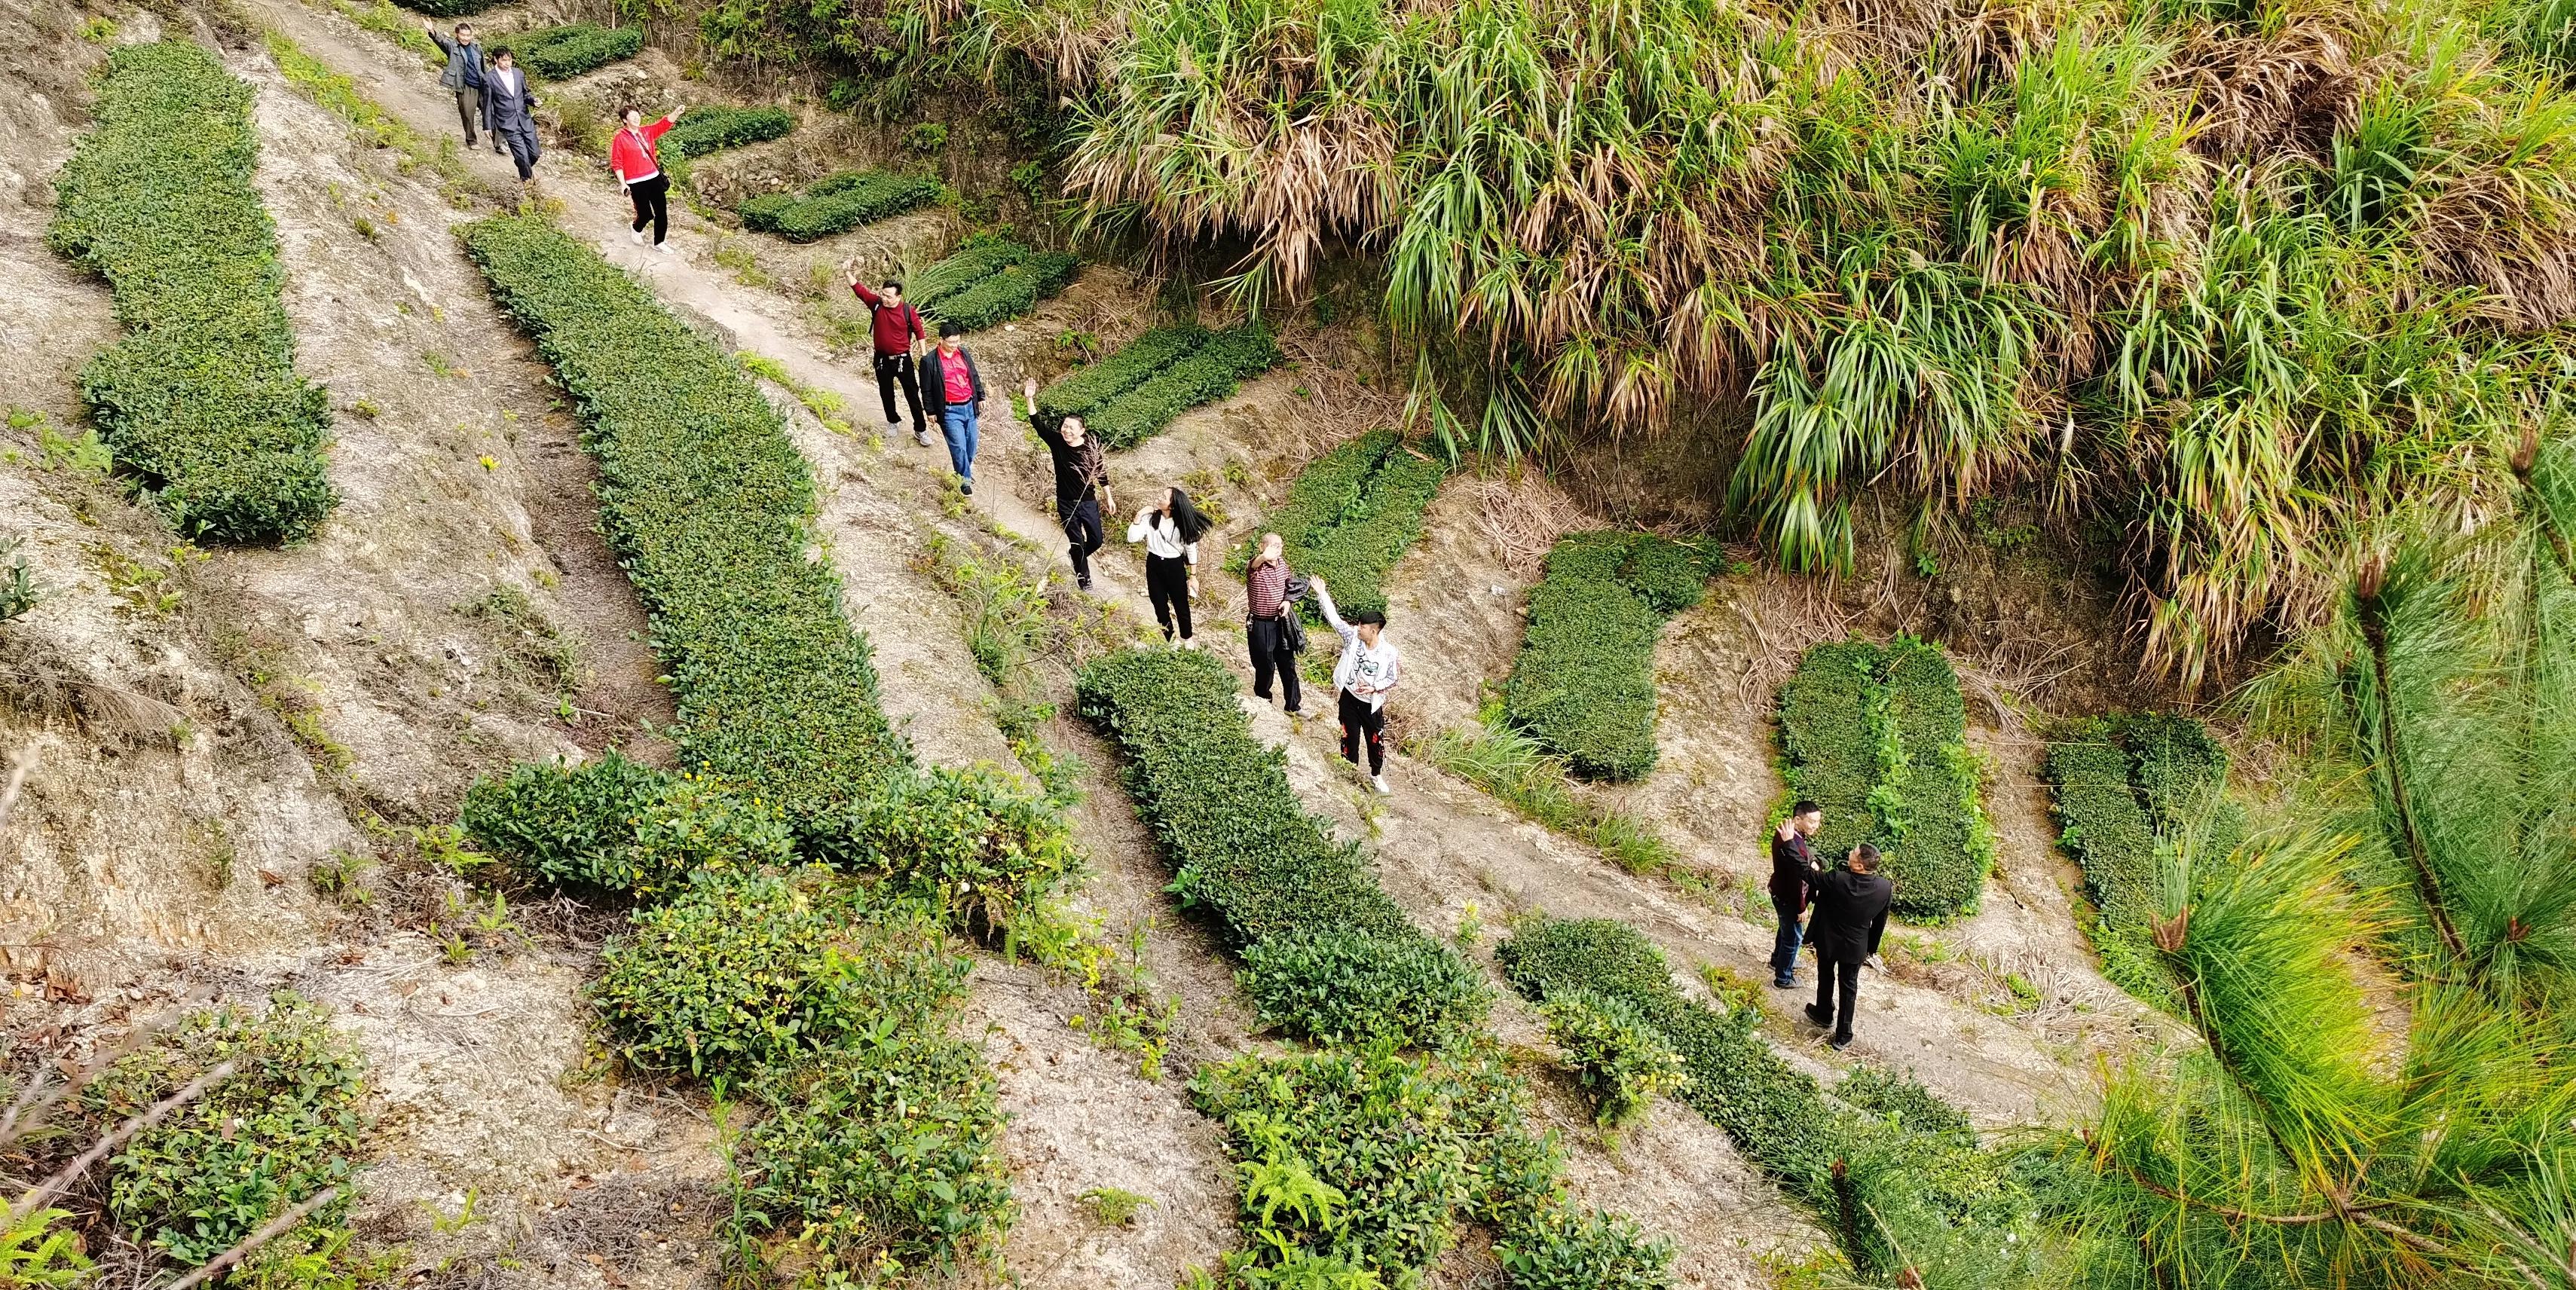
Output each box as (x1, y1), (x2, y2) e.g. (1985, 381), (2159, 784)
(1237, 928), (1493, 1051)
(592, 869), (965, 1080)
(1087, 324), (1280, 449)
(922, 250), (1082, 334)
(506, 23), (641, 79)
(1075, 647), (1486, 1046)
(399, 0), (500, 14)
(628, 774), (798, 884)
(47, 41), (337, 543)
(1493, 1206), (1675, 1290)
(1877, 638), (1995, 918)
(461, 216), (909, 827)
(1236, 430), (1447, 621)
(2042, 714), (2235, 1005)
(1033, 325), (1210, 427)
(815, 765), (1083, 942)
(1501, 533), (1709, 782)
(737, 1031), (1011, 1279)
(1779, 639), (1883, 862)
(82, 995), (366, 1265)
(658, 105), (794, 188)
(458, 750), (669, 892)
(907, 234), (1027, 307)
(737, 169), (941, 243)
(1536, 987), (1689, 1128)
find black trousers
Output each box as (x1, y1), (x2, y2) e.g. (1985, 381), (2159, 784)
(1145, 553), (1192, 640)
(1059, 496), (1103, 583)
(497, 126), (540, 181)
(1813, 956), (1862, 1041)
(628, 175), (670, 245)
(874, 353), (924, 431)
(1249, 616), (1301, 713)
(1338, 689), (1386, 774)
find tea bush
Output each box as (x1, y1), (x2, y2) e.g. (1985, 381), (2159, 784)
(461, 216), (909, 827)
(506, 23), (642, 81)
(907, 236), (1080, 332)
(1087, 324), (1280, 450)
(458, 750), (668, 891)
(815, 765), (1083, 943)
(1235, 430), (1447, 620)
(658, 105), (794, 188)
(592, 869), (965, 1080)
(401, 0), (500, 14)
(1075, 646), (1483, 1048)
(738, 169), (941, 243)
(48, 41), (337, 543)
(737, 1030), (1011, 1280)
(1493, 1206), (1675, 1290)
(1536, 987), (1689, 1128)
(2042, 713), (2236, 1004)
(1501, 533), (1710, 781)
(1031, 325), (1208, 428)
(906, 234), (1026, 305)
(1779, 637), (1996, 919)
(82, 995), (366, 1265)
(627, 774), (798, 884)
(1236, 928), (1491, 1051)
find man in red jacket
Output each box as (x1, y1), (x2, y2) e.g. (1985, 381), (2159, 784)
(843, 267), (932, 447)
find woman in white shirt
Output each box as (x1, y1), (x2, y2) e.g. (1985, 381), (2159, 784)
(1127, 487), (1212, 646)
(1311, 576), (1400, 795)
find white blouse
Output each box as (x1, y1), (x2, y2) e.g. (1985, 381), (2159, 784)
(1127, 509), (1198, 564)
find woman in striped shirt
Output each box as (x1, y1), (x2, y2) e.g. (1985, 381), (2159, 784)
(1247, 532), (1301, 714)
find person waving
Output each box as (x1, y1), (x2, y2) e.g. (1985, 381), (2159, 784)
(1312, 576), (1400, 795)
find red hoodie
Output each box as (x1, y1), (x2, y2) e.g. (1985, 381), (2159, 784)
(849, 282), (930, 358)
(611, 117), (672, 185)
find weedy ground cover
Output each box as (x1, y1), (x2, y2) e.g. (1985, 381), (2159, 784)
(48, 40), (337, 543)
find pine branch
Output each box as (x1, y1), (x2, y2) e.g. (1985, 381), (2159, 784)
(2356, 561), (2469, 963)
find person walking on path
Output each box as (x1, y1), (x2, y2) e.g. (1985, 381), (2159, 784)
(480, 48), (542, 186)
(611, 104), (686, 253)
(1770, 800), (1823, 988)
(1022, 378), (1112, 591)
(1803, 842), (1894, 1050)
(850, 273), (933, 446)
(1312, 576), (1400, 795)
(423, 19), (490, 151)
(1247, 532), (1302, 714)
(922, 323), (986, 494)
(1127, 488), (1210, 646)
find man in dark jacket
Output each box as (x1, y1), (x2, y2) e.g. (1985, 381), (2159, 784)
(1769, 799), (1823, 988)
(480, 48), (541, 184)
(1804, 842), (1894, 1050)
(922, 322), (985, 495)
(422, 19), (489, 151)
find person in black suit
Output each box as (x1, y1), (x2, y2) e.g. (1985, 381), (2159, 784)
(1803, 842), (1893, 1050)
(1769, 799), (1823, 988)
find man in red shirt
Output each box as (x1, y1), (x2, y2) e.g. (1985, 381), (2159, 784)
(843, 268), (932, 446)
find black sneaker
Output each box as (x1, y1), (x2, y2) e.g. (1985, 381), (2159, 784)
(1774, 976), (1797, 989)
(1829, 1034), (1855, 1050)
(960, 481), (974, 497)
(1804, 1004), (1831, 1028)
(1077, 576), (1093, 592)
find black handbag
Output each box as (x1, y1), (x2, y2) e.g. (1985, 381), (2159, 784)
(1280, 574), (1311, 653)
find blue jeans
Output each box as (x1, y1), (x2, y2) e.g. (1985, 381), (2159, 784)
(1770, 900), (1804, 982)
(941, 405), (979, 482)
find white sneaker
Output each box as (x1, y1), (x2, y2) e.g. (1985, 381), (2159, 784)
(1371, 774), (1391, 796)
(886, 420), (904, 433)
(632, 230), (645, 246)
(914, 428), (934, 448)
(656, 242), (674, 255)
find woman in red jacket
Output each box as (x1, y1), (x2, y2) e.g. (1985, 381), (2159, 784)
(611, 103), (686, 252)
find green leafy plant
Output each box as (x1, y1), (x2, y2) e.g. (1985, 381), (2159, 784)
(461, 216), (909, 826)
(1031, 324), (1214, 427)
(591, 868), (965, 1080)
(901, 121), (950, 153)
(1078, 1186), (1155, 1227)
(1535, 987), (1688, 1128)
(47, 41), (337, 543)
(1779, 637), (1996, 919)
(1501, 533), (1709, 781)
(907, 234), (1081, 334)
(0, 537), (38, 624)
(815, 765), (1084, 944)
(2042, 714), (2236, 1004)
(81, 995), (368, 1265)
(738, 170), (942, 243)
(457, 749), (671, 892)
(1231, 430), (1446, 620)
(503, 23), (642, 80)
(1077, 647), (1485, 1049)
(656, 105), (794, 189)
(1084, 325), (1279, 450)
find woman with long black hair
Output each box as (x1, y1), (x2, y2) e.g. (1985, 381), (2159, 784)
(1127, 487), (1211, 646)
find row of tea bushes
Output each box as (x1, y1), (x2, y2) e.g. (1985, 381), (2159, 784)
(1501, 533), (1712, 782)
(2042, 714), (2239, 1003)
(1231, 429), (1447, 619)
(1077, 647), (1671, 1286)
(507, 22), (642, 80)
(659, 105), (794, 188)
(48, 41), (337, 543)
(1779, 637), (1997, 919)
(739, 169), (941, 242)
(1031, 322), (1279, 449)
(460, 216), (1036, 1281)
(910, 234), (1080, 334)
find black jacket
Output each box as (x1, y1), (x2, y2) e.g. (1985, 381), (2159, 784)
(921, 346), (984, 416)
(1806, 867), (1893, 964)
(1035, 420), (1106, 506)
(1769, 830), (1818, 912)
(481, 66), (538, 135)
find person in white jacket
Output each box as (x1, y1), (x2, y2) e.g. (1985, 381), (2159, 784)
(1312, 576), (1400, 795)
(1127, 487), (1210, 646)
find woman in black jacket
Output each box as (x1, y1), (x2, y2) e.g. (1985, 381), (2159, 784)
(922, 322), (986, 494)
(1023, 378), (1112, 589)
